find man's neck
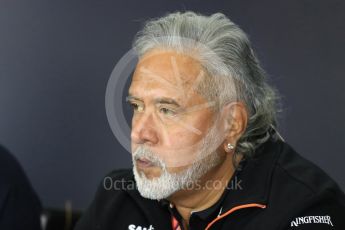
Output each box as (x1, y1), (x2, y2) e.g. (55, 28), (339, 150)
(168, 153), (238, 227)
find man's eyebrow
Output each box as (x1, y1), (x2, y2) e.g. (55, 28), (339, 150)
(126, 95), (181, 107)
(154, 97), (181, 107)
(126, 95), (142, 102)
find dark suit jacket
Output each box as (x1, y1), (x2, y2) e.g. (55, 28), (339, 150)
(0, 145), (42, 230)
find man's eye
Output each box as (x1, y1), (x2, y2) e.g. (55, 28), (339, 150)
(130, 103), (144, 112)
(159, 107), (176, 116)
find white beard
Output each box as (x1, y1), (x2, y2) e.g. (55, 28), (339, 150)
(132, 123), (223, 200)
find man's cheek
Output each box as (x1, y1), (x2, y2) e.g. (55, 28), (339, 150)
(166, 164), (191, 174)
(160, 147), (199, 168)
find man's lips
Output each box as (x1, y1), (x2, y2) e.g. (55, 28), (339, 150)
(136, 158), (155, 168)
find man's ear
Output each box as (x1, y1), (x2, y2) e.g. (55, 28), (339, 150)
(221, 102), (248, 144)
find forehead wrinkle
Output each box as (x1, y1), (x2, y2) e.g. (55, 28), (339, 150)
(136, 67), (181, 92)
(131, 73), (202, 104)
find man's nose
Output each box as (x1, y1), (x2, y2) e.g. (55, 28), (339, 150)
(131, 113), (159, 145)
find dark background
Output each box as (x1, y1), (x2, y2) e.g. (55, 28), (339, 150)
(0, 0), (344, 211)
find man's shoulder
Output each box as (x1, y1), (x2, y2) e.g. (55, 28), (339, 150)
(0, 145), (42, 230)
(274, 141), (344, 198)
(267, 141), (345, 229)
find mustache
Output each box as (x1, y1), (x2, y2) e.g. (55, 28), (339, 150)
(133, 146), (163, 167)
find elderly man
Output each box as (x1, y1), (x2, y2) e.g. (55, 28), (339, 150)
(75, 12), (345, 230)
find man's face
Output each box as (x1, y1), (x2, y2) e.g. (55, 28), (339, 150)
(128, 49), (224, 199)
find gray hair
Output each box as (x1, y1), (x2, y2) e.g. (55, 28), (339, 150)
(132, 11), (280, 162)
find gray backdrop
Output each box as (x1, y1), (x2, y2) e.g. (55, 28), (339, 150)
(0, 0), (344, 211)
